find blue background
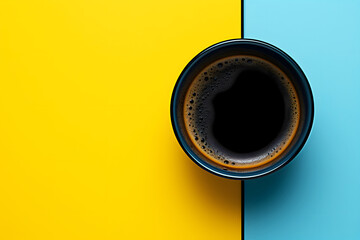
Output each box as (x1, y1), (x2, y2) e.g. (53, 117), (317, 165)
(244, 0), (360, 239)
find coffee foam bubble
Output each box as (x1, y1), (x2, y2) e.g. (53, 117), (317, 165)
(183, 55), (300, 170)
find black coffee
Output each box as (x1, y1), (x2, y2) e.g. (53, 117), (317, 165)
(184, 55), (300, 169)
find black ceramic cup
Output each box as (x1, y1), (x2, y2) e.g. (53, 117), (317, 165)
(171, 39), (314, 179)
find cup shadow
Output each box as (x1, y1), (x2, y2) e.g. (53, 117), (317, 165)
(175, 147), (242, 218)
(244, 150), (310, 215)
(172, 139), (310, 226)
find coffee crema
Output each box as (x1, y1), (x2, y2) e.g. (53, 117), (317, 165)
(183, 55), (300, 169)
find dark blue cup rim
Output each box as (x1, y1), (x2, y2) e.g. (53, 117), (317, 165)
(170, 38), (314, 179)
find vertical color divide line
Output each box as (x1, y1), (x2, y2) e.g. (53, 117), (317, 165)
(241, 0), (244, 38)
(240, 0), (245, 240)
(240, 0), (245, 239)
(240, 0), (245, 237)
(241, 181), (244, 240)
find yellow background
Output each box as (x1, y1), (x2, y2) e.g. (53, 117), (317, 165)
(0, 0), (241, 239)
